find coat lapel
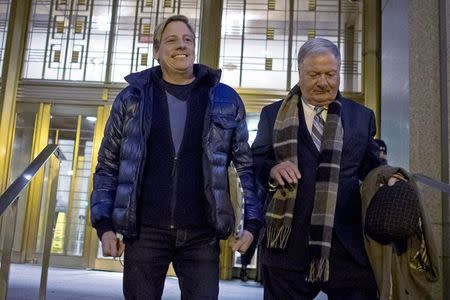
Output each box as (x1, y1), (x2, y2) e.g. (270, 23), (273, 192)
(339, 99), (352, 151)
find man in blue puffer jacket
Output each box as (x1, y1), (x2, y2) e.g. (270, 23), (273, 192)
(90, 15), (263, 299)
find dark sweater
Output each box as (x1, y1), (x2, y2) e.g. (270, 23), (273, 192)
(139, 79), (209, 229)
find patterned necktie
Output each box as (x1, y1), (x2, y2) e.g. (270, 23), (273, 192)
(311, 106), (326, 151)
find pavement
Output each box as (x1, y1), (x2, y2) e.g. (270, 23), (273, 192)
(5, 263), (262, 299)
(5, 263), (327, 299)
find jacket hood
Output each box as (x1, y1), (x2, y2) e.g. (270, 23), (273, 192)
(124, 64), (222, 91)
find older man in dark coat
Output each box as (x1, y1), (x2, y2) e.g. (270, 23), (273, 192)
(252, 38), (384, 299)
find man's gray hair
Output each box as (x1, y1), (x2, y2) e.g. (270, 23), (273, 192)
(297, 38), (341, 71)
(153, 15), (195, 52)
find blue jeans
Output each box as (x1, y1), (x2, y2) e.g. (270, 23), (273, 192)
(123, 226), (220, 300)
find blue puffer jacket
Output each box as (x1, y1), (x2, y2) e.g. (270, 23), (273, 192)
(90, 64), (263, 240)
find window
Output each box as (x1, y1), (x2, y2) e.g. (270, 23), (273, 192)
(220, 0), (363, 92)
(23, 0), (112, 81)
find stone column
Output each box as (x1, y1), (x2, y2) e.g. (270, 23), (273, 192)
(409, 0), (446, 298)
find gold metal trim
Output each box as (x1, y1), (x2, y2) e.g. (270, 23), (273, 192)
(268, 0), (276, 10)
(56, 21), (64, 34)
(164, 0), (172, 8)
(75, 20), (83, 34)
(266, 27), (275, 40)
(142, 23), (151, 35)
(141, 53), (148, 66)
(53, 50), (61, 63)
(63, 115), (82, 256)
(265, 58), (273, 71)
(22, 103), (51, 262)
(71, 51), (80, 64)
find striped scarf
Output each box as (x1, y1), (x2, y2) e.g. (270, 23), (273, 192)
(265, 85), (343, 283)
(265, 85), (301, 249)
(307, 98), (343, 282)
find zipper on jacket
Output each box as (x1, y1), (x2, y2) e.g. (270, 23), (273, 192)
(171, 156), (178, 177)
(170, 155), (178, 229)
(129, 86), (150, 237)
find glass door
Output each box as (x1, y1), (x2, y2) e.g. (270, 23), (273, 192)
(45, 105), (96, 267)
(86, 105), (125, 272)
(15, 102), (117, 270)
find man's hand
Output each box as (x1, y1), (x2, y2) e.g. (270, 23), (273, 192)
(379, 176), (404, 187)
(387, 176), (399, 186)
(101, 230), (125, 257)
(270, 160), (301, 186)
(231, 230), (254, 255)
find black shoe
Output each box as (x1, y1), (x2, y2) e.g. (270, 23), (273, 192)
(240, 266), (248, 282)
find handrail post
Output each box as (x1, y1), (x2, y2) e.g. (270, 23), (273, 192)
(0, 144), (65, 300)
(0, 199), (18, 299)
(39, 154), (61, 300)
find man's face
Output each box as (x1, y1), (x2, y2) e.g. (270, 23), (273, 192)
(298, 53), (340, 106)
(379, 151), (387, 161)
(154, 21), (195, 81)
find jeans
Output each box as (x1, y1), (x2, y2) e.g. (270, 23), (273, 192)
(123, 226), (220, 300)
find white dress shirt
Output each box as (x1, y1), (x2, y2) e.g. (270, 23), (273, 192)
(301, 97), (328, 134)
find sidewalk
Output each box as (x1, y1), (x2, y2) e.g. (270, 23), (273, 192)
(6, 263), (263, 300)
(6, 263), (327, 299)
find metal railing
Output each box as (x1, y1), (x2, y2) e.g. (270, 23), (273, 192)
(0, 144), (65, 300)
(413, 173), (450, 194)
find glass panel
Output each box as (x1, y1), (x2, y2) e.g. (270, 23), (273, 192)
(23, 0), (202, 82)
(340, 1), (363, 92)
(33, 105), (96, 257)
(35, 149), (53, 253)
(23, 0), (112, 81)
(246, 112), (259, 146)
(291, 0), (363, 92)
(220, 1), (245, 88)
(85, 1), (113, 81)
(2, 103), (40, 251)
(66, 136), (93, 255)
(241, 1), (288, 89)
(49, 127), (76, 254)
(110, 0), (202, 83)
(220, 0), (363, 92)
(221, 0), (290, 89)
(220, 0), (288, 89)
(0, 0), (11, 74)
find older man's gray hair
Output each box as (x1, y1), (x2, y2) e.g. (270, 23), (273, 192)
(297, 38), (341, 71)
